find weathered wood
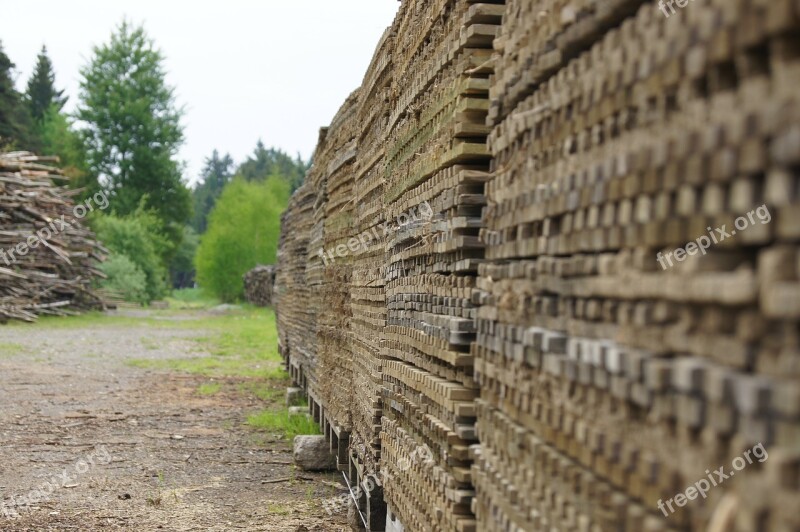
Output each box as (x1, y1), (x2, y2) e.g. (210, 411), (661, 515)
(0, 152), (106, 322)
(276, 1), (800, 531)
(243, 264), (275, 306)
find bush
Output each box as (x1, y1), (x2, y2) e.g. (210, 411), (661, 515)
(99, 254), (148, 303)
(169, 226), (199, 288)
(93, 208), (171, 301)
(195, 176), (289, 302)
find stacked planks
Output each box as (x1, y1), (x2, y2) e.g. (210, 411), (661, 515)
(0, 152), (106, 322)
(243, 264), (276, 307)
(380, 2), (504, 531)
(349, 26), (395, 484)
(276, 0), (800, 530)
(472, 0), (800, 531)
(276, 181), (317, 389)
(316, 91), (362, 443)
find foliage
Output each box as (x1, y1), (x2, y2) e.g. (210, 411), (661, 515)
(246, 408), (321, 440)
(25, 46), (67, 123)
(192, 150), (234, 233)
(237, 141), (308, 192)
(0, 40), (37, 151)
(38, 104), (91, 185)
(169, 225), (199, 289)
(99, 253), (148, 303)
(93, 207), (171, 301)
(195, 176), (289, 302)
(77, 21), (191, 253)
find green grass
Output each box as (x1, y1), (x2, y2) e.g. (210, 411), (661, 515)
(0, 343), (25, 357)
(140, 337), (160, 351)
(239, 382), (285, 403)
(127, 306), (287, 379)
(27, 312), (139, 329)
(267, 503), (291, 515)
(165, 288), (220, 310)
(197, 382), (222, 396)
(247, 409), (321, 440)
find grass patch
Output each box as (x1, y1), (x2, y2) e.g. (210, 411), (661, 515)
(140, 337), (161, 351)
(197, 382), (222, 396)
(128, 306), (285, 379)
(239, 382), (284, 403)
(26, 312), (142, 329)
(267, 503), (291, 515)
(166, 288), (220, 310)
(247, 409), (321, 440)
(0, 343), (25, 357)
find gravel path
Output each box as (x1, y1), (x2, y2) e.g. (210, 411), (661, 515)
(0, 311), (348, 531)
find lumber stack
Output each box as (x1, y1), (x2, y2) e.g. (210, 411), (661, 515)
(380, 2), (504, 530)
(275, 0), (800, 530)
(472, 1), (800, 531)
(349, 27), (395, 480)
(316, 91), (362, 437)
(0, 152), (106, 322)
(243, 264), (276, 307)
(275, 181), (317, 387)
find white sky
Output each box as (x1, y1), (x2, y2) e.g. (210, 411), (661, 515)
(0, 0), (399, 183)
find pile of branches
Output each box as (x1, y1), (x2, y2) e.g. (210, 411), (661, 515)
(243, 265), (275, 307)
(0, 152), (107, 322)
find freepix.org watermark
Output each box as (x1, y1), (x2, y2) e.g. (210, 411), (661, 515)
(0, 190), (110, 267)
(657, 442), (768, 517)
(318, 201), (433, 266)
(1, 446), (112, 519)
(658, 0), (699, 18)
(657, 205), (771, 270)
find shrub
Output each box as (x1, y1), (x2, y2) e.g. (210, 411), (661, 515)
(99, 253), (148, 303)
(93, 208), (170, 301)
(195, 176), (289, 302)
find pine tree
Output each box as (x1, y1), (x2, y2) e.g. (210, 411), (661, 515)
(0, 40), (37, 150)
(192, 150), (234, 233)
(26, 46), (67, 123)
(237, 141), (308, 191)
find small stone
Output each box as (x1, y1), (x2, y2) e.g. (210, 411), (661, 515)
(293, 435), (335, 471)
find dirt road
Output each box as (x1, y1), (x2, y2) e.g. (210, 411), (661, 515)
(0, 309), (348, 531)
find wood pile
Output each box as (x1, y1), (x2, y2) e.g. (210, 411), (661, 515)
(0, 152), (106, 322)
(350, 26), (395, 483)
(243, 264), (276, 306)
(472, 1), (800, 531)
(275, 181), (318, 390)
(276, 0), (800, 530)
(316, 91), (362, 440)
(380, 1), (504, 531)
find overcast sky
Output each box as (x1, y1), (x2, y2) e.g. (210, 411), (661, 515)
(0, 0), (399, 183)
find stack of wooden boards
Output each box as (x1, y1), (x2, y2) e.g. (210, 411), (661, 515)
(381, 2), (504, 531)
(276, 0), (800, 530)
(350, 27), (394, 486)
(0, 152), (105, 322)
(473, 0), (800, 531)
(275, 180), (318, 391)
(243, 264), (276, 306)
